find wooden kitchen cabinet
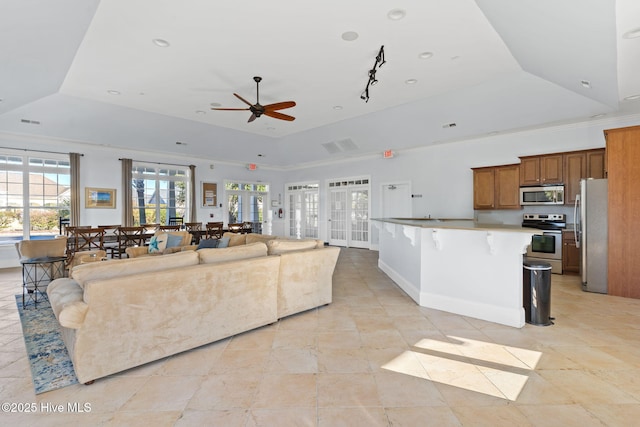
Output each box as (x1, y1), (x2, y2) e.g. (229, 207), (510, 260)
(473, 164), (520, 210)
(564, 148), (606, 205)
(605, 125), (640, 299)
(562, 230), (580, 274)
(519, 154), (563, 186)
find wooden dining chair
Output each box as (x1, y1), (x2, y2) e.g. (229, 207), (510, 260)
(98, 224), (121, 256)
(110, 226), (145, 258)
(159, 225), (181, 232)
(206, 222), (224, 239)
(184, 222), (203, 244)
(168, 216), (184, 226)
(227, 223), (244, 234)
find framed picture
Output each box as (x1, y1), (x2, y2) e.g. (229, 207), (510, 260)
(85, 187), (116, 209)
(202, 182), (218, 207)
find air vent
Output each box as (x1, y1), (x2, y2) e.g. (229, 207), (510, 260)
(322, 138), (358, 154)
(21, 119), (41, 125)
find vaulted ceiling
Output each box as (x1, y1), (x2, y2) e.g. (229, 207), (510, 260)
(1, 0), (639, 167)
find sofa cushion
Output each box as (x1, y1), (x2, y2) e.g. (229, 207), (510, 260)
(71, 250), (200, 289)
(198, 242), (267, 264)
(223, 232), (246, 247)
(197, 238), (219, 250)
(246, 234), (277, 245)
(266, 239), (318, 255)
(149, 233), (168, 253)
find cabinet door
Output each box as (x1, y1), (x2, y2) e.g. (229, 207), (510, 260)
(564, 152), (586, 205)
(495, 164), (521, 209)
(540, 154), (564, 184)
(562, 231), (580, 273)
(473, 168), (495, 210)
(519, 157), (540, 186)
(586, 149), (605, 179)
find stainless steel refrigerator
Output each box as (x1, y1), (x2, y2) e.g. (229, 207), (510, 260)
(574, 178), (608, 293)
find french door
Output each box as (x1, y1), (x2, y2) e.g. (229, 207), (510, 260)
(328, 177), (370, 248)
(285, 183), (319, 239)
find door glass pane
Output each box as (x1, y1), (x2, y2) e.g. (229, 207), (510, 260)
(330, 190), (347, 241)
(351, 189), (369, 243)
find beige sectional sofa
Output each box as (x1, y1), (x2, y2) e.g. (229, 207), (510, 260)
(47, 238), (340, 384)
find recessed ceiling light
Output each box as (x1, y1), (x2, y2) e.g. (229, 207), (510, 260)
(333, 105), (343, 110)
(580, 80), (591, 89)
(418, 52), (434, 59)
(195, 110), (206, 114)
(175, 141), (187, 145)
(623, 27), (640, 39)
(590, 113), (606, 119)
(387, 9), (406, 20)
(257, 154), (265, 157)
(624, 94), (640, 101)
(405, 79), (418, 85)
(341, 31), (359, 41)
(107, 90), (120, 95)
(152, 38), (170, 47)
(210, 102), (222, 107)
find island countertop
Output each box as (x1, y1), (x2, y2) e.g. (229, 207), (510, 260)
(372, 217), (541, 233)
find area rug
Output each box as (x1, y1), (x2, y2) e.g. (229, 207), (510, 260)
(15, 295), (78, 394)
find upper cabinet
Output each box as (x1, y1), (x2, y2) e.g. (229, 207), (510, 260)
(564, 148), (606, 204)
(519, 154), (563, 186)
(473, 164), (520, 210)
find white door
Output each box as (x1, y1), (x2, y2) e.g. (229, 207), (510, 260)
(329, 189), (348, 246)
(328, 177), (370, 248)
(381, 182), (411, 218)
(285, 182), (319, 239)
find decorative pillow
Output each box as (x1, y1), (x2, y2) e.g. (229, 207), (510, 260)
(166, 233), (184, 248)
(223, 232), (246, 247)
(148, 232), (168, 254)
(217, 237), (230, 248)
(197, 238), (219, 250)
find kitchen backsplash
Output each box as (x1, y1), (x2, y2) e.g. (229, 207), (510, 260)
(475, 205), (575, 226)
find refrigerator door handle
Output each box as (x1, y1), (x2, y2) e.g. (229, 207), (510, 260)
(574, 194), (581, 248)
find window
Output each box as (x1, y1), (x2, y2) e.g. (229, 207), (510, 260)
(131, 163), (190, 225)
(0, 152), (70, 243)
(225, 181), (269, 233)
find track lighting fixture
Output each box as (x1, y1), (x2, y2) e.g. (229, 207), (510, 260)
(361, 46), (385, 103)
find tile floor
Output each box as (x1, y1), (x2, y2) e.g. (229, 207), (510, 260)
(1, 248), (640, 426)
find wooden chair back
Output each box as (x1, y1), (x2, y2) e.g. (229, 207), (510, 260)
(206, 222), (224, 239)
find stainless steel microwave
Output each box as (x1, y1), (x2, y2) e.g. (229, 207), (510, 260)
(520, 185), (564, 205)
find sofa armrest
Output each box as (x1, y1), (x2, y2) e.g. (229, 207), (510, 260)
(47, 278), (88, 329)
(125, 246), (151, 258)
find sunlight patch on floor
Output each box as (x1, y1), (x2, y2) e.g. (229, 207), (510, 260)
(382, 335), (542, 401)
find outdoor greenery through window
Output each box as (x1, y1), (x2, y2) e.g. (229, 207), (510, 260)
(131, 163), (189, 225)
(0, 152), (70, 243)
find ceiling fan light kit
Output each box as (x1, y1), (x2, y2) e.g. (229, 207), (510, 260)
(361, 45), (386, 103)
(211, 76), (296, 123)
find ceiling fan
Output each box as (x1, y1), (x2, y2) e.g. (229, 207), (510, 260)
(212, 76), (296, 123)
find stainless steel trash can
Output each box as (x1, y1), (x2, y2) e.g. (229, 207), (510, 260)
(523, 260), (553, 326)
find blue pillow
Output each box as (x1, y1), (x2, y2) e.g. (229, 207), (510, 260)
(197, 239), (219, 250)
(217, 237), (230, 248)
(166, 233), (184, 248)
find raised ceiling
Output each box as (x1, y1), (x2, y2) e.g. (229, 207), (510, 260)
(1, 0), (639, 167)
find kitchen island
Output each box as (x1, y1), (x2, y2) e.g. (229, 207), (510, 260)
(374, 218), (540, 328)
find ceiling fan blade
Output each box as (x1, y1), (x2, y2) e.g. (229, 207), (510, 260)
(234, 93), (254, 107)
(263, 101), (296, 111)
(264, 111), (295, 121)
(211, 107), (250, 111)
(247, 113), (258, 123)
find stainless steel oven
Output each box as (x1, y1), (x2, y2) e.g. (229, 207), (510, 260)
(522, 213), (565, 274)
